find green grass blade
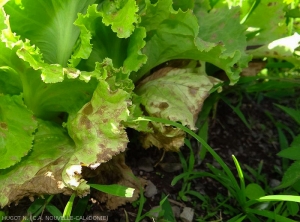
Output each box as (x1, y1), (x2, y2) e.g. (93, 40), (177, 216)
(135, 188), (147, 222)
(206, 164), (230, 182)
(161, 194), (175, 221)
(221, 96), (252, 130)
(232, 155), (246, 204)
(257, 160), (263, 175)
(62, 194), (75, 221)
(247, 208), (297, 222)
(46, 204), (63, 217)
(265, 111), (290, 170)
(27, 195), (54, 217)
(178, 149), (188, 173)
(71, 196), (89, 222)
(135, 116), (240, 191)
(89, 184), (134, 197)
(185, 190), (207, 202)
(26, 199), (45, 216)
(228, 213), (247, 222)
(171, 171), (221, 186)
(277, 127), (290, 170)
(184, 139), (195, 172)
(240, 0), (260, 24)
(198, 119), (209, 161)
(275, 104), (300, 125)
(206, 164), (237, 195)
(258, 195), (300, 203)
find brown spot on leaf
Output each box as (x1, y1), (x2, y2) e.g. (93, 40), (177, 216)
(79, 116), (92, 129)
(82, 103), (93, 115)
(96, 108), (104, 115)
(117, 27), (123, 34)
(136, 67), (175, 87)
(0, 122), (7, 130)
(98, 144), (105, 150)
(267, 2), (276, 6)
(234, 12), (240, 18)
(159, 102), (169, 110)
(97, 146), (116, 163)
(102, 119), (108, 123)
(273, 51), (278, 55)
(211, 34), (217, 40)
(189, 87), (199, 97)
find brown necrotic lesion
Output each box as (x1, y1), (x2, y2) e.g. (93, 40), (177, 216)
(79, 115), (92, 129)
(82, 103), (93, 115)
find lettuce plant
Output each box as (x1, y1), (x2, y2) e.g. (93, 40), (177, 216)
(0, 0), (298, 208)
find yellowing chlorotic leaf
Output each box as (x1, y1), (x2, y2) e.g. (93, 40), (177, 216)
(248, 33), (300, 67)
(67, 80), (130, 166)
(135, 61), (222, 151)
(0, 95), (37, 169)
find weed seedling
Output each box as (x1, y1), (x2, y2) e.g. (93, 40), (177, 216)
(135, 116), (300, 221)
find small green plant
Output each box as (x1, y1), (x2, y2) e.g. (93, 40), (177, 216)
(221, 93), (252, 130)
(265, 101), (300, 221)
(23, 194), (90, 222)
(21, 184), (134, 222)
(176, 139), (197, 202)
(275, 105), (300, 191)
(134, 190), (174, 222)
(244, 161), (266, 186)
(135, 116), (300, 221)
(0, 210), (6, 222)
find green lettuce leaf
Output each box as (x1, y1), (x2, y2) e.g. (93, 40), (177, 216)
(124, 94), (153, 132)
(195, 6), (249, 62)
(0, 67), (22, 95)
(2, 0), (98, 83)
(172, 0), (194, 11)
(0, 4), (102, 119)
(132, 0), (250, 84)
(18, 65), (99, 119)
(243, 0), (287, 45)
(135, 61), (222, 151)
(0, 95), (37, 169)
(67, 80), (130, 166)
(0, 120), (76, 208)
(70, 0), (140, 68)
(4, 0), (95, 66)
(99, 0), (139, 38)
(0, 8), (23, 94)
(75, 4), (147, 74)
(212, 0), (287, 46)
